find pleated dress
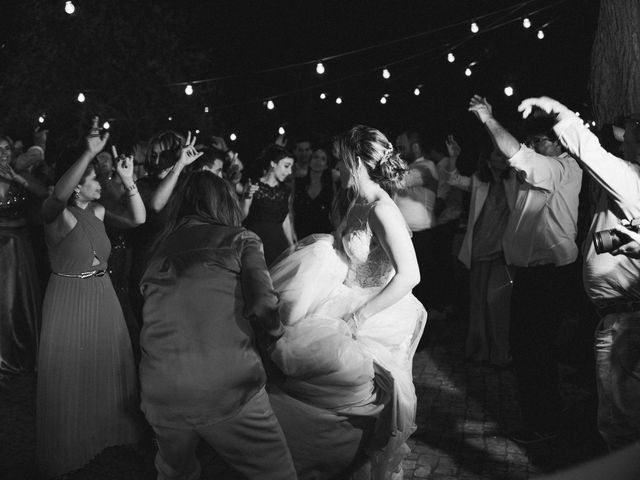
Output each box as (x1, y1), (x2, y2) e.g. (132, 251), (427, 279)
(36, 205), (142, 479)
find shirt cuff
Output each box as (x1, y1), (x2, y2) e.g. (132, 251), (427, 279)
(552, 114), (585, 138)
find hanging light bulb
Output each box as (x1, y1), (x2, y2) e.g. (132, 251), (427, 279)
(537, 29), (545, 40)
(470, 22), (479, 33)
(184, 84), (193, 95)
(319, 92), (327, 100)
(380, 95), (387, 105)
(523, 17), (531, 29)
(414, 87), (421, 96)
(168, 116), (173, 121)
(77, 92), (85, 103)
(204, 106), (209, 113)
(38, 115), (45, 124)
(465, 67), (472, 77)
(504, 86), (514, 97)
(335, 96), (343, 105)
(195, 129), (200, 134)
(278, 126), (286, 135)
(447, 52), (455, 63)
(230, 133), (237, 141)
(266, 100), (275, 110)
(102, 121), (110, 130)
(64, 1), (75, 15)
(382, 68), (391, 79)
(316, 62), (325, 74)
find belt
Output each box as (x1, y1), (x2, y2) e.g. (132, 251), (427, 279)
(596, 301), (640, 317)
(53, 269), (107, 279)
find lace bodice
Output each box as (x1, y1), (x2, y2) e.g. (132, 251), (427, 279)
(340, 203), (394, 289)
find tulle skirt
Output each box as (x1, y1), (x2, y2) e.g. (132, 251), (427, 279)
(269, 234), (427, 479)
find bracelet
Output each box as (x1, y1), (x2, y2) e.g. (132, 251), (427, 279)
(124, 183), (137, 192)
(350, 312), (361, 330)
(127, 191), (139, 198)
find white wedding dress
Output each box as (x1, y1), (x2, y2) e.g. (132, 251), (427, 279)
(269, 202), (427, 479)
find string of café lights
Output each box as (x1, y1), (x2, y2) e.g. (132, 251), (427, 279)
(52, 0), (596, 142)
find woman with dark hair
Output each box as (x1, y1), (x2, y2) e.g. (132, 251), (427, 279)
(445, 138), (517, 368)
(140, 170), (296, 480)
(292, 146), (336, 238)
(268, 125), (427, 479)
(243, 144), (296, 265)
(0, 133), (49, 375)
(36, 118), (146, 478)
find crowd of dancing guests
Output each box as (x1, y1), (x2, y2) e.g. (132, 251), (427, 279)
(1, 93), (640, 479)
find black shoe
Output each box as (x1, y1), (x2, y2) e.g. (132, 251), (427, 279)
(509, 428), (558, 444)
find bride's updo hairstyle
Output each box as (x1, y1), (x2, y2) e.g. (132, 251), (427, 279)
(333, 125), (408, 196)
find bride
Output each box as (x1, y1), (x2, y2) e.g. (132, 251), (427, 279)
(268, 125), (427, 479)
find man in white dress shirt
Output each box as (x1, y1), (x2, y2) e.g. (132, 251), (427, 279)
(469, 95), (583, 444)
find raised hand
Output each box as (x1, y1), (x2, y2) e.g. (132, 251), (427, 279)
(445, 134), (461, 159)
(177, 131), (203, 167)
(34, 127), (48, 149)
(275, 133), (287, 147)
(243, 178), (259, 199)
(518, 96), (573, 121)
(113, 146), (135, 181)
(86, 116), (109, 155)
(468, 95), (493, 124)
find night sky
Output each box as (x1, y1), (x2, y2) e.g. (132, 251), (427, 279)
(0, 0), (600, 167)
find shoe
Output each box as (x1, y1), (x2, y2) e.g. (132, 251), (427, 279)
(509, 428), (558, 444)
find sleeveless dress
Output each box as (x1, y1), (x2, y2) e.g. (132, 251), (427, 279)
(269, 202), (427, 479)
(36, 205), (142, 479)
(245, 181), (291, 266)
(0, 183), (41, 374)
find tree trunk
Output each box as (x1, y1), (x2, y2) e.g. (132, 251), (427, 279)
(590, 0), (640, 124)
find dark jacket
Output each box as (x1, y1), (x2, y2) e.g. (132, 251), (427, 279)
(139, 217), (280, 427)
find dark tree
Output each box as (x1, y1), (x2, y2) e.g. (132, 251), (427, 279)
(590, 0), (640, 123)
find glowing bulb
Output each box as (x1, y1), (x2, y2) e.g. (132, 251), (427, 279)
(204, 106), (209, 113)
(195, 129), (200, 134)
(537, 29), (545, 40)
(38, 115), (45, 124)
(414, 87), (421, 96)
(504, 86), (514, 97)
(184, 84), (193, 95)
(266, 100), (275, 110)
(278, 126), (286, 135)
(447, 52), (455, 63)
(77, 92), (85, 103)
(523, 17), (531, 29)
(230, 133), (237, 141)
(380, 96), (387, 105)
(102, 121), (110, 130)
(64, 1), (75, 15)
(471, 22), (479, 33)
(319, 92), (327, 100)
(168, 116), (173, 121)
(335, 96), (342, 105)
(382, 68), (391, 79)
(465, 68), (472, 77)
(316, 62), (325, 74)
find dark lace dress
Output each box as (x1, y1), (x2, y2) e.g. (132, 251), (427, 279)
(245, 181), (291, 265)
(0, 183), (41, 374)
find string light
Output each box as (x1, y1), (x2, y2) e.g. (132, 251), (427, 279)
(504, 86), (514, 97)
(319, 92), (327, 100)
(382, 68), (391, 79)
(195, 129), (200, 134)
(229, 133), (237, 141)
(316, 62), (325, 74)
(470, 22), (479, 33)
(414, 87), (421, 96)
(523, 17), (531, 29)
(102, 121), (110, 130)
(379, 95), (388, 105)
(278, 126), (286, 135)
(465, 67), (472, 77)
(64, 1), (75, 15)
(168, 116), (173, 121)
(77, 92), (85, 103)
(204, 106), (209, 113)
(184, 84), (193, 95)
(447, 52), (455, 63)
(38, 115), (45, 124)
(537, 29), (545, 40)
(266, 99), (275, 110)
(335, 96), (343, 104)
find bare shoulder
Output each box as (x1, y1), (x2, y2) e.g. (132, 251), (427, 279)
(91, 202), (106, 220)
(370, 197), (405, 229)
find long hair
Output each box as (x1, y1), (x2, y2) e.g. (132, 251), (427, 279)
(332, 125), (408, 222)
(152, 171), (243, 253)
(146, 130), (185, 175)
